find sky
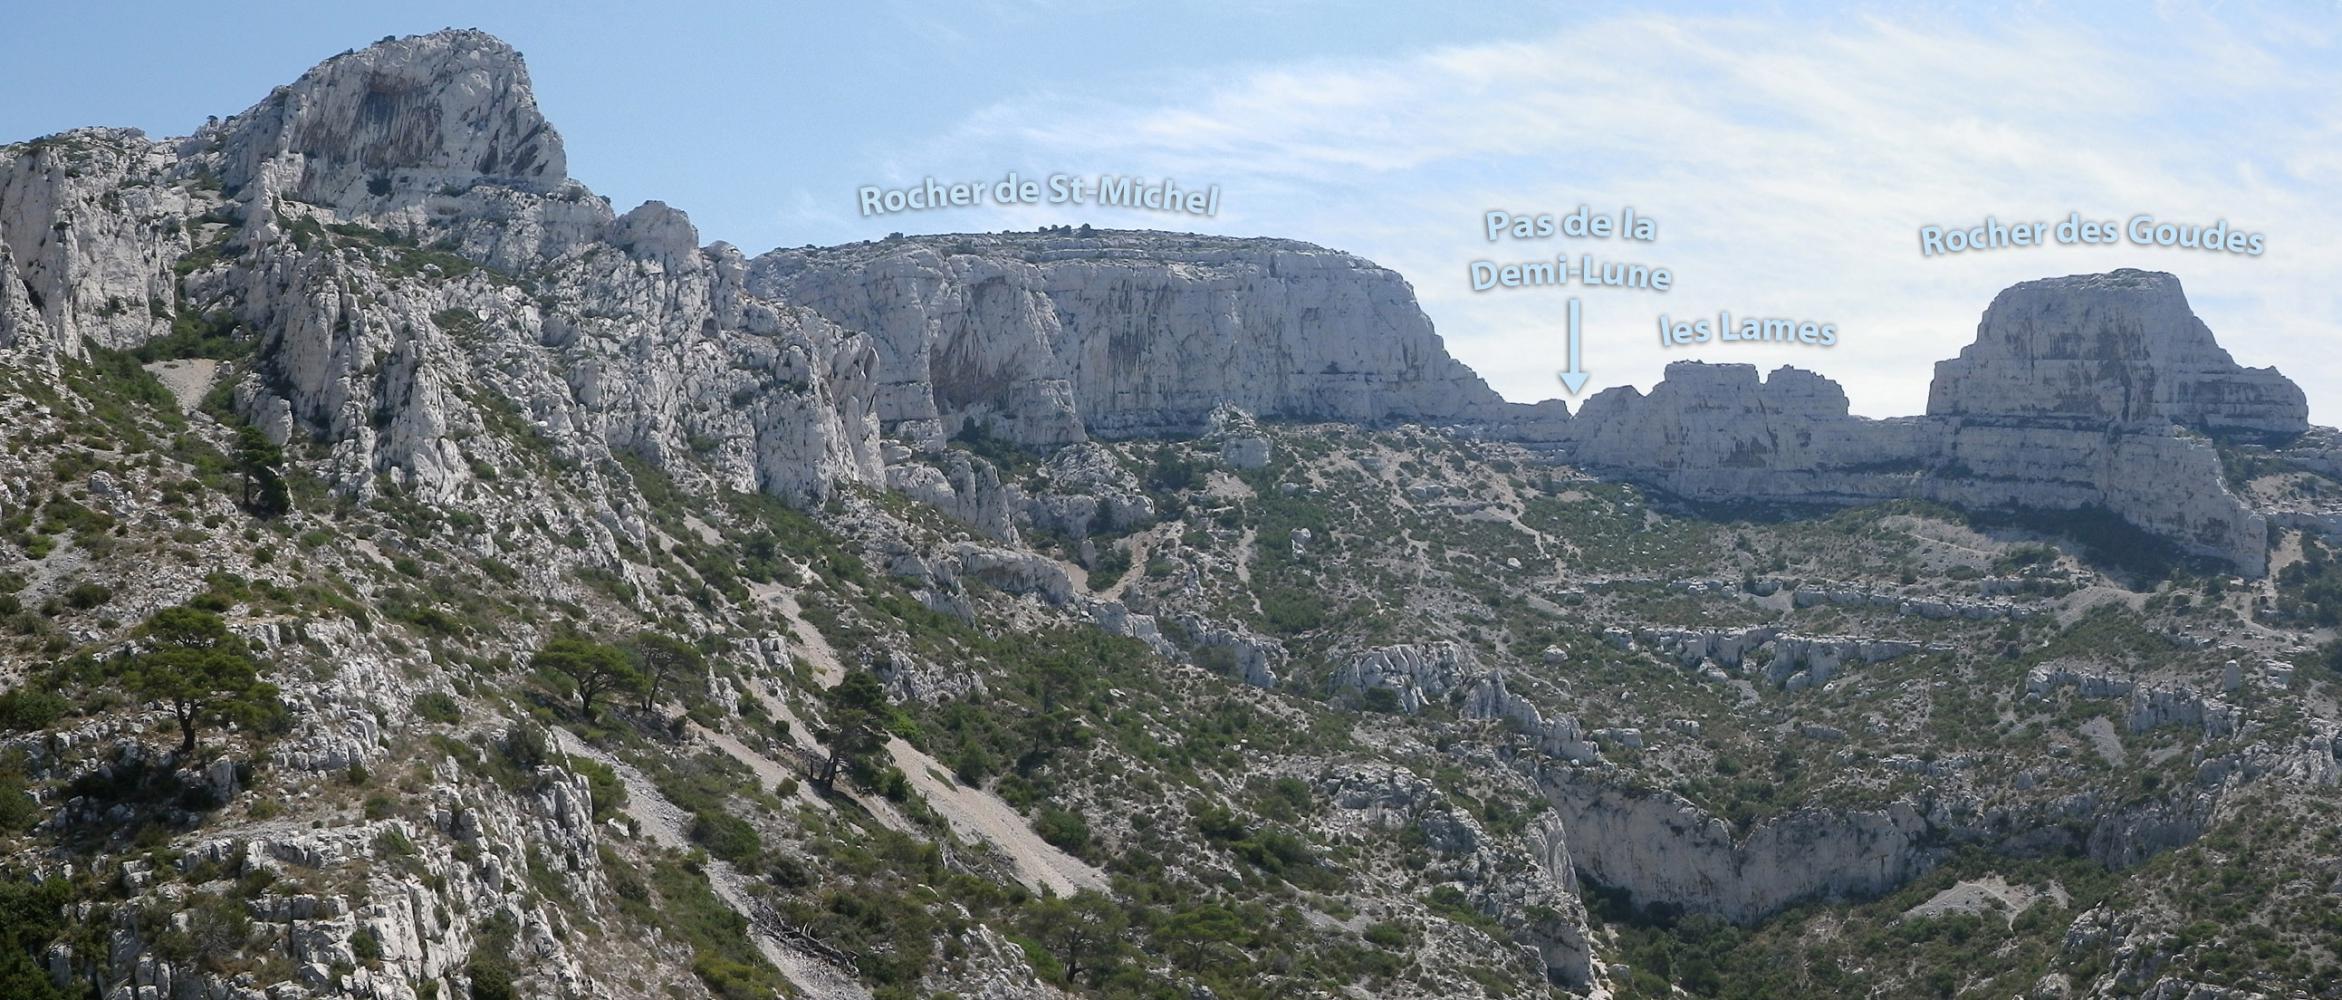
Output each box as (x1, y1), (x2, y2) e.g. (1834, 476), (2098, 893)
(5, 1), (2338, 421)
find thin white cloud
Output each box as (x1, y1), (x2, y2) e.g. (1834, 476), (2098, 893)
(907, 8), (2342, 420)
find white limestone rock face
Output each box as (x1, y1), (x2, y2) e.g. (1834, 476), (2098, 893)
(1461, 671), (1599, 763)
(207, 28), (610, 270)
(888, 449), (1022, 541)
(215, 30), (562, 207)
(1208, 402), (1274, 469)
(1166, 612), (1287, 688)
(0, 31), (882, 518)
(749, 232), (1545, 444)
(0, 128), (200, 357)
(1545, 777), (1936, 924)
(1334, 641), (1478, 714)
(1567, 362), (1927, 503)
(951, 541), (1074, 605)
(1928, 269), (2306, 434)
(1561, 270), (2288, 574)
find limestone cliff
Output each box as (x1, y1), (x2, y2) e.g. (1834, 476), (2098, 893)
(1560, 271), (2292, 575)
(1928, 269), (2306, 435)
(750, 232), (1538, 446)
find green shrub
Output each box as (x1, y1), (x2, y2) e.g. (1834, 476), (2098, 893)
(411, 691), (462, 724)
(61, 582), (111, 610)
(350, 927), (382, 962)
(0, 759), (39, 833)
(690, 810), (762, 864)
(571, 757), (626, 820)
(0, 689), (65, 732)
(0, 876), (71, 999)
(1086, 544), (1133, 591)
(467, 951), (514, 1000)
(1034, 806), (1090, 852)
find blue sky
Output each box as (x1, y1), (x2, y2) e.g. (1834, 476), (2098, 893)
(6, 2), (2339, 420)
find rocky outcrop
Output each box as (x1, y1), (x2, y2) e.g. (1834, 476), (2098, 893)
(1545, 778), (1937, 924)
(1333, 642), (1478, 713)
(1460, 672), (1599, 764)
(208, 28), (609, 270)
(1025, 441), (1152, 540)
(888, 446), (1022, 541)
(1613, 624), (1926, 691)
(1763, 634), (1924, 691)
(2125, 686), (2240, 738)
(2026, 664), (2243, 738)
(1207, 403), (1273, 470)
(748, 232), (1540, 446)
(950, 542), (1074, 605)
(1560, 271), (2290, 574)
(1318, 765), (1594, 987)
(0, 129), (200, 356)
(1167, 613), (1286, 688)
(1568, 364), (1924, 503)
(1791, 584), (2039, 621)
(1632, 626), (1780, 669)
(1928, 270), (2306, 435)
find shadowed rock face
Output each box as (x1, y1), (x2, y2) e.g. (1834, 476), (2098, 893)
(1559, 271), (2297, 575)
(1929, 269), (2307, 435)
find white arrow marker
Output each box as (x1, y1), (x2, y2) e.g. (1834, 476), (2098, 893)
(1557, 297), (1590, 395)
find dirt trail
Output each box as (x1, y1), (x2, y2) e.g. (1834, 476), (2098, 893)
(551, 729), (688, 849)
(1100, 523), (1177, 603)
(693, 722), (833, 814)
(1233, 526), (1256, 585)
(751, 583), (845, 686)
(756, 592), (1106, 896)
(885, 736), (1108, 897)
(553, 730), (872, 1000)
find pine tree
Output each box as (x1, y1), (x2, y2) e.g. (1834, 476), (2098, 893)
(124, 607), (281, 755)
(531, 638), (642, 721)
(814, 669), (891, 792)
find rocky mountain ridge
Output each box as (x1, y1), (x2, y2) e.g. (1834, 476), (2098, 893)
(2, 27), (2338, 1000)
(1562, 270), (2301, 575)
(0, 28), (2302, 579)
(748, 236), (2303, 577)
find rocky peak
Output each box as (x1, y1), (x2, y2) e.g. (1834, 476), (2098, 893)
(1927, 269), (2306, 435)
(609, 199), (703, 268)
(211, 29), (569, 214)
